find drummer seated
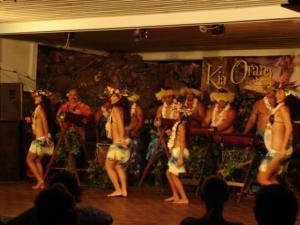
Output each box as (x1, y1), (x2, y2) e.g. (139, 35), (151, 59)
(57, 89), (93, 140)
(202, 90), (236, 134)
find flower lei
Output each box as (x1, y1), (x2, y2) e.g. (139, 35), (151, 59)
(184, 98), (198, 115)
(105, 86), (121, 96)
(162, 101), (177, 119)
(31, 89), (52, 97)
(211, 103), (230, 127)
(131, 103), (137, 116)
(263, 96), (274, 113)
(167, 121), (180, 149)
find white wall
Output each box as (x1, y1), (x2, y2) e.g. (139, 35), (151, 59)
(0, 38), (38, 91)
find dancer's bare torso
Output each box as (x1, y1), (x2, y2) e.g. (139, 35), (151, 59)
(111, 107), (128, 145)
(255, 99), (273, 133)
(32, 106), (47, 138)
(271, 108), (286, 152)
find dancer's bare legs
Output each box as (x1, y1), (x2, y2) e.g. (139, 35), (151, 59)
(36, 158), (45, 189)
(165, 171), (179, 202)
(257, 157), (281, 185)
(26, 152), (44, 189)
(115, 163), (127, 197)
(105, 160), (122, 196)
(170, 173), (189, 204)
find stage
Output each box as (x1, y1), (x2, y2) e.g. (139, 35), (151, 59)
(0, 181), (265, 225)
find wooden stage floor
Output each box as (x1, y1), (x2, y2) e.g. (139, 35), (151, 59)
(0, 181), (299, 225)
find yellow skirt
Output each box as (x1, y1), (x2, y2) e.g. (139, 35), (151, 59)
(168, 147), (189, 176)
(29, 134), (54, 157)
(106, 143), (131, 164)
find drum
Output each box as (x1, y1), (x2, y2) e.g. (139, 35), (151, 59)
(190, 127), (215, 135)
(59, 112), (86, 127)
(160, 118), (176, 129)
(96, 143), (110, 166)
(213, 133), (258, 147)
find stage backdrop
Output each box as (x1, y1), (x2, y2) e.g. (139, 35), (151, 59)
(37, 46), (202, 117)
(201, 55), (300, 94)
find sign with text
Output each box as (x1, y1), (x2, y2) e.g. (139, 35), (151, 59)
(201, 56), (300, 92)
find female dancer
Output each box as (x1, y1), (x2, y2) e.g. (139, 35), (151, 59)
(105, 87), (131, 197)
(27, 91), (54, 189)
(257, 83), (294, 185)
(165, 103), (190, 204)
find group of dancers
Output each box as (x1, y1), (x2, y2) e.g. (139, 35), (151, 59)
(25, 79), (297, 204)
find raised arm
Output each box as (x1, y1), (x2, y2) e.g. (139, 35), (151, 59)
(243, 102), (259, 134)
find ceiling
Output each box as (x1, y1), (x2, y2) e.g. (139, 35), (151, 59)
(2, 19), (300, 52)
(0, 0), (286, 23)
(1, 0), (300, 53)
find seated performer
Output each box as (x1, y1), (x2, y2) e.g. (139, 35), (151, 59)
(165, 102), (189, 204)
(257, 82), (296, 185)
(180, 87), (206, 128)
(104, 86), (131, 197)
(203, 89), (236, 133)
(243, 84), (276, 137)
(126, 93), (144, 179)
(146, 88), (177, 159)
(155, 87), (178, 123)
(26, 90), (54, 190)
(56, 89), (93, 139)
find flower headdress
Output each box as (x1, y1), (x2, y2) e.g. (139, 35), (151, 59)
(210, 89), (235, 103)
(104, 86), (121, 96)
(155, 88), (177, 101)
(127, 93), (140, 102)
(171, 101), (194, 117)
(104, 86), (130, 97)
(31, 89), (52, 98)
(272, 80), (299, 96)
(244, 78), (275, 94)
(180, 87), (203, 98)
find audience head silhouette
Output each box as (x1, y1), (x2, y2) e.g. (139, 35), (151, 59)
(180, 176), (244, 225)
(201, 175), (229, 208)
(34, 183), (76, 225)
(77, 206), (113, 225)
(48, 170), (82, 202)
(254, 184), (298, 225)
